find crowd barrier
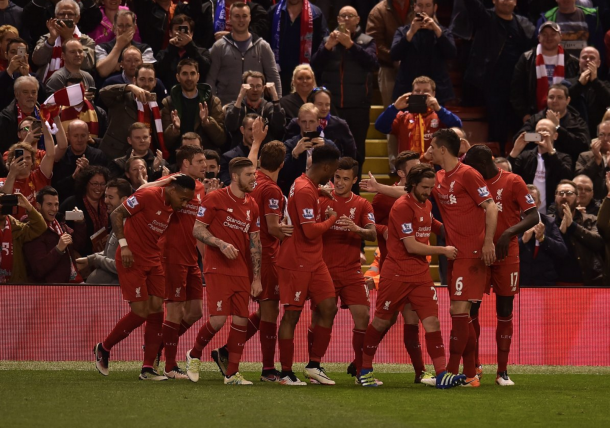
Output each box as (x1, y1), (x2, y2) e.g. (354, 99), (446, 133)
(1, 284), (609, 366)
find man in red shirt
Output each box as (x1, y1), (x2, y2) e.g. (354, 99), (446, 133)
(93, 175), (196, 380)
(317, 157), (376, 382)
(276, 144), (341, 386)
(463, 145), (538, 386)
(185, 157), (262, 385)
(359, 164), (464, 389)
(429, 129), (498, 387)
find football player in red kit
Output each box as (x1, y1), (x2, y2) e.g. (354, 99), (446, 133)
(463, 145), (538, 386)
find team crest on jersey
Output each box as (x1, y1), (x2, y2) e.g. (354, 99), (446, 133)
(383, 301), (391, 311)
(294, 291), (301, 302)
(246, 210), (251, 221)
(126, 196), (138, 208)
(175, 287), (181, 298)
(135, 287), (141, 298)
(478, 186), (490, 197)
(402, 223), (413, 234)
(349, 207), (356, 219)
(430, 119), (439, 128)
(302, 208), (314, 220)
(420, 217), (424, 221)
(197, 193), (202, 202)
(268, 198), (280, 210)
(525, 194), (535, 205)
(449, 181), (455, 192)
(367, 212), (375, 222)
(197, 206), (206, 217)
(496, 188), (503, 201)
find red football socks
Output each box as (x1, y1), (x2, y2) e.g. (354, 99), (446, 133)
(496, 315), (513, 373)
(309, 325), (332, 363)
(447, 313), (469, 374)
(404, 324), (425, 377)
(179, 319), (194, 337)
(307, 327), (314, 356)
(259, 321), (277, 370)
(461, 319), (477, 378)
(162, 321), (180, 370)
(245, 313), (261, 342)
(471, 315), (481, 367)
(361, 324), (385, 370)
(226, 322), (247, 377)
(143, 312), (164, 368)
(103, 311), (147, 351)
(190, 321), (218, 359)
(279, 338), (294, 372)
(352, 329), (366, 373)
(425, 330), (446, 375)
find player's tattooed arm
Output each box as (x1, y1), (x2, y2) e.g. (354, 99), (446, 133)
(193, 222), (239, 259)
(110, 205), (131, 240)
(249, 231), (262, 281)
(336, 217), (377, 241)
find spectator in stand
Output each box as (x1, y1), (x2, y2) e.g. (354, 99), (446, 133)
(459, 0), (535, 153)
(76, 178), (132, 285)
(597, 172), (610, 286)
(58, 75), (107, 140)
(551, 179), (604, 286)
(0, 24), (18, 72)
(0, 76), (42, 152)
(24, 186), (88, 283)
(566, 47), (610, 138)
(155, 14), (212, 90)
(181, 132), (202, 148)
(60, 165), (110, 257)
(279, 63), (316, 123)
(31, 0), (96, 83)
(390, 0), (455, 104)
(219, 114), (266, 185)
(511, 21), (579, 124)
(515, 84), (590, 165)
(207, 2), (281, 106)
(519, 184), (567, 286)
(576, 120), (610, 200)
(268, 0), (327, 95)
(99, 64), (169, 160)
(311, 5), (378, 178)
(573, 174), (601, 215)
(285, 87), (357, 158)
(508, 119), (573, 213)
(96, 10), (154, 80)
(0, 2), (22, 32)
(162, 58), (226, 156)
(52, 119), (108, 200)
(203, 148), (223, 192)
(108, 122), (167, 182)
(123, 156), (148, 191)
(225, 70), (284, 148)
(494, 157), (513, 172)
(21, 0), (101, 50)
(45, 39), (96, 94)
(375, 76), (462, 158)
(278, 103), (338, 194)
(536, 0), (605, 60)
(212, 0), (270, 42)
(88, 0), (141, 45)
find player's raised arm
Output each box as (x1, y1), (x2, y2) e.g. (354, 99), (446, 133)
(480, 198), (498, 265)
(360, 171), (407, 198)
(249, 230), (262, 297)
(193, 221), (239, 259)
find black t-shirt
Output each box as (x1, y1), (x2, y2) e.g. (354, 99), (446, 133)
(180, 94), (200, 134)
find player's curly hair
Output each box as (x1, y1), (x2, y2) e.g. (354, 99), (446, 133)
(405, 163), (436, 193)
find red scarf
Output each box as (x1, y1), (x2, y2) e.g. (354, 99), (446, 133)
(82, 196), (108, 235)
(60, 100), (100, 138)
(136, 99), (170, 159)
(16, 103), (38, 125)
(0, 217), (14, 283)
(403, 108), (436, 155)
(300, 0), (314, 64)
(535, 43), (565, 111)
(48, 219), (83, 283)
(42, 26), (82, 83)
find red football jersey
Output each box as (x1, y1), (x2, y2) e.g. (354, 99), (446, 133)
(486, 169), (536, 260)
(120, 187), (174, 266)
(277, 174), (326, 271)
(197, 186), (260, 278)
(251, 170), (285, 263)
(382, 193), (441, 281)
(159, 175), (206, 265)
(320, 190), (375, 276)
(432, 162), (492, 259)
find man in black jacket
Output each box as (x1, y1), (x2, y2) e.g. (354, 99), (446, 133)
(575, 120), (610, 201)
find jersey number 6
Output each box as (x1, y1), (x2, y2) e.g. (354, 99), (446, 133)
(454, 277), (463, 296)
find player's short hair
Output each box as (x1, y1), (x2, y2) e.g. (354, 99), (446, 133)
(298, 103), (319, 119)
(106, 178), (133, 199)
(311, 144), (340, 166)
(464, 144), (493, 165)
(336, 156), (359, 178)
(230, 1), (251, 13)
(260, 140), (286, 172)
(177, 58), (199, 74)
(125, 156), (146, 173)
(229, 157), (254, 175)
(242, 70), (265, 84)
(170, 14), (195, 30)
(203, 149), (220, 164)
(6, 37), (27, 54)
(114, 9), (136, 25)
(405, 163), (436, 193)
(36, 186), (59, 205)
(75, 166), (110, 198)
(548, 84), (569, 98)
(412, 75), (436, 92)
(127, 122), (149, 137)
(135, 63), (155, 79)
(7, 142), (36, 165)
(432, 129), (460, 157)
(556, 179), (578, 196)
(176, 144), (204, 166)
(395, 150), (420, 172)
(242, 113), (259, 127)
(493, 156), (512, 172)
(169, 174), (196, 191)
(181, 132), (202, 146)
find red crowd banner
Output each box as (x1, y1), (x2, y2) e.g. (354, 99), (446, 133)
(1, 285), (609, 366)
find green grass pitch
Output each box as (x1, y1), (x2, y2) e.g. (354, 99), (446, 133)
(1, 362), (610, 428)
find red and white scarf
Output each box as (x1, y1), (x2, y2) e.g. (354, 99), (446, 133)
(42, 26), (82, 83)
(48, 219), (83, 283)
(136, 99), (170, 160)
(535, 43), (565, 111)
(0, 217), (14, 283)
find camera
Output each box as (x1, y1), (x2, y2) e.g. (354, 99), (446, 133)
(304, 130), (321, 140)
(65, 210), (85, 221)
(0, 194), (18, 215)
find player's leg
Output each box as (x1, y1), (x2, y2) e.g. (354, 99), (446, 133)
(259, 299), (280, 381)
(139, 266), (167, 380)
(223, 280), (254, 385)
(469, 300), (483, 378)
(402, 304), (426, 383)
(495, 295), (515, 385)
(347, 304), (369, 377)
(162, 301), (187, 379)
(308, 305), (320, 356)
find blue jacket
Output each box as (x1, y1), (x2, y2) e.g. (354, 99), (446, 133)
(375, 104), (462, 135)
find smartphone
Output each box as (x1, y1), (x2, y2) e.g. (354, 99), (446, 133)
(304, 130), (321, 139)
(0, 194), (18, 215)
(14, 148), (24, 159)
(148, 92), (157, 102)
(178, 25), (189, 34)
(32, 120), (42, 132)
(65, 210), (85, 221)
(415, 12), (424, 20)
(205, 171), (216, 179)
(407, 94), (428, 114)
(524, 132), (542, 143)
(17, 46), (26, 57)
(62, 19), (74, 28)
(338, 23), (347, 33)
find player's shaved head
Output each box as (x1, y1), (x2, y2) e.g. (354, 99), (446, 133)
(166, 174), (196, 210)
(169, 174), (196, 191)
(311, 144), (340, 166)
(310, 144), (340, 184)
(462, 144), (496, 179)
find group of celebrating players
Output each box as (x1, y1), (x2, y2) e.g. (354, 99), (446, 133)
(93, 123), (538, 388)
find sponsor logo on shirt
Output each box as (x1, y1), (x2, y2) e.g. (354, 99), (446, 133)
(268, 198), (280, 210)
(525, 194), (535, 205)
(402, 223), (413, 234)
(224, 215), (251, 233)
(478, 186), (490, 198)
(126, 196), (138, 208)
(197, 207), (206, 217)
(302, 208), (314, 220)
(367, 212), (375, 222)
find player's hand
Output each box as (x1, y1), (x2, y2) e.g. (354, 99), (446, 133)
(57, 233), (73, 252)
(219, 241), (239, 259)
(121, 246), (134, 268)
(252, 116), (268, 144)
(495, 231), (511, 261)
(337, 215), (359, 232)
(75, 257), (88, 271)
(481, 241), (496, 266)
(360, 251), (367, 265)
(318, 184), (335, 200)
(325, 205), (337, 219)
(359, 171), (380, 193)
(443, 245), (458, 260)
(394, 93), (410, 110)
(279, 224), (293, 238)
(251, 279), (262, 298)
(365, 277), (376, 291)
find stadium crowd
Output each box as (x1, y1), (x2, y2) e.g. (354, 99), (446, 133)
(1, 0), (610, 386)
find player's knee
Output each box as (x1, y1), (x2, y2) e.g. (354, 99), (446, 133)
(209, 315), (227, 331)
(496, 296), (514, 318)
(281, 309), (302, 326)
(372, 317), (390, 332)
(421, 316), (440, 332)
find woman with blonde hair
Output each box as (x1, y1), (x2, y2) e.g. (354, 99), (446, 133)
(279, 64), (317, 123)
(0, 25), (19, 72)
